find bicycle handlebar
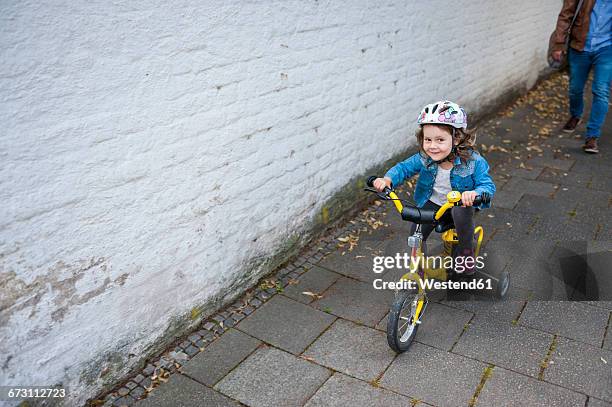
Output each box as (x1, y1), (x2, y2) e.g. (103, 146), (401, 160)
(365, 175), (490, 224)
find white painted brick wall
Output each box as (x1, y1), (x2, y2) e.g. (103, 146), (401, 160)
(1, 0), (560, 403)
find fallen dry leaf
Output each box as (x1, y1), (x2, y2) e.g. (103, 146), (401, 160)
(302, 291), (324, 300)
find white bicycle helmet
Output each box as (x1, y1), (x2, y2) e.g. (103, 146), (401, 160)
(417, 100), (467, 129)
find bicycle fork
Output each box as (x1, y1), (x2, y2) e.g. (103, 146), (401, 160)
(412, 294), (428, 325)
(407, 225), (427, 325)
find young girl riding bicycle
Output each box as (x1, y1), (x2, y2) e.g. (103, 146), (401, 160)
(373, 100), (496, 275)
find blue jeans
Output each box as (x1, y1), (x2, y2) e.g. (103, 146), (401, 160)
(568, 45), (612, 139)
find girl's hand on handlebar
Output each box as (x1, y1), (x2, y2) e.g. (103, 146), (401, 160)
(373, 177), (392, 192)
(461, 191), (477, 207)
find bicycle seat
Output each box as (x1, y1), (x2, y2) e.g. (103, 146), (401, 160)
(434, 218), (455, 233)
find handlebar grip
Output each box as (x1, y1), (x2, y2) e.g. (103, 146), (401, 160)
(366, 176), (378, 188)
(473, 192), (491, 206)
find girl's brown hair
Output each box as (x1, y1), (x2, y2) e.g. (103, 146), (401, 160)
(415, 124), (477, 163)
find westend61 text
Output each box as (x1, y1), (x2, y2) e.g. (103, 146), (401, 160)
(373, 278), (493, 291)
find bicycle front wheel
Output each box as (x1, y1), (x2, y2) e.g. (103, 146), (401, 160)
(386, 290), (424, 353)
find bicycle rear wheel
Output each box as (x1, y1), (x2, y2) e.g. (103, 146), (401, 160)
(386, 290), (424, 353)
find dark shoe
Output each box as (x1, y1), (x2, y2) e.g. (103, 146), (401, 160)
(583, 137), (599, 154)
(562, 116), (581, 133)
(455, 248), (476, 276)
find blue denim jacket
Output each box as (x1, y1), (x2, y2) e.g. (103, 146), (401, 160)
(384, 151), (496, 209)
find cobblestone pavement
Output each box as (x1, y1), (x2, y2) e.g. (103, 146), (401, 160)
(96, 72), (612, 407)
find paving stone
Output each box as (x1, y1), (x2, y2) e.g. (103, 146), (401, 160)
(215, 346), (331, 407)
(140, 378), (152, 390)
(554, 185), (611, 208)
(137, 374), (239, 407)
(184, 345), (199, 357)
(256, 291), (272, 301)
(589, 398), (612, 407)
(125, 381), (138, 390)
(513, 193), (576, 217)
(583, 301), (612, 312)
(475, 238), (516, 270)
(304, 373), (411, 407)
(169, 350), (189, 362)
(589, 176), (612, 192)
(236, 295), (335, 354)
(113, 395), (135, 406)
(409, 302), (473, 351)
(484, 239), (567, 298)
(187, 334), (201, 343)
(486, 211), (537, 240)
(489, 189), (523, 209)
(318, 239), (384, 282)
(142, 364), (155, 377)
(530, 216), (598, 244)
(249, 298), (262, 307)
(475, 366), (586, 407)
(380, 341), (486, 407)
(156, 359), (176, 373)
(507, 166), (544, 180)
(595, 226), (612, 241)
(549, 243), (612, 301)
(312, 277), (393, 328)
(181, 328), (260, 386)
(379, 206), (412, 236)
(212, 315), (225, 324)
(519, 301), (609, 346)
(573, 200), (611, 230)
(537, 167), (592, 187)
(103, 393), (117, 407)
(130, 387), (145, 400)
(360, 220), (399, 244)
(605, 329), (612, 351)
(375, 312), (388, 331)
(570, 157), (610, 174)
(482, 150), (512, 164)
(203, 322), (216, 331)
(504, 255), (573, 301)
(442, 295), (527, 325)
(502, 177), (558, 198)
(453, 315), (553, 377)
(525, 155), (575, 171)
(281, 265), (341, 304)
(545, 338), (612, 402)
(303, 319), (395, 381)
(229, 312), (244, 322)
(287, 271), (301, 279)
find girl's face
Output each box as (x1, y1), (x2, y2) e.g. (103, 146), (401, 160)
(422, 125), (453, 161)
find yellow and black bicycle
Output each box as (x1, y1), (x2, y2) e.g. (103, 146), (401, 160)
(365, 176), (509, 353)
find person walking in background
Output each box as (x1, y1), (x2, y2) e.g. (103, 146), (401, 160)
(551, 0), (612, 154)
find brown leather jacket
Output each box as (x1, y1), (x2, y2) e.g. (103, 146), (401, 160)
(552, 0), (596, 52)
